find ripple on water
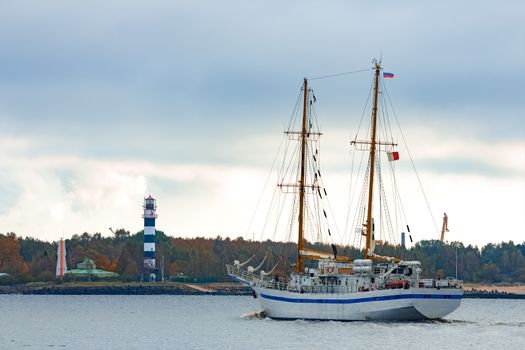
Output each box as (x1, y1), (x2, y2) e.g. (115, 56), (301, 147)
(1, 295), (524, 350)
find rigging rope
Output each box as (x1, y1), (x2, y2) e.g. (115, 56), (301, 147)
(377, 158), (397, 244)
(246, 135), (286, 242)
(382, 80), (440, 236)
(252, 248), (270, 272)
(353, 73), (375, 141)
(238, 254), (256, 267)
(262, 260), (280, 275)
(308, 68), (373, 81)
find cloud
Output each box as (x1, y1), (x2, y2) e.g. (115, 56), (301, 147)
(0, 151), (147, 239)
(0, 136), (266, 240)
(0, 122), (523, 247)
(394, 125), (525, 177)
(1, 1), (523, 126)
(0, 1), (523, 246)
(397, 172), (525, 247)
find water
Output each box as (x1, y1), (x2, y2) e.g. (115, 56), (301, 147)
(0, 295), (524, 349)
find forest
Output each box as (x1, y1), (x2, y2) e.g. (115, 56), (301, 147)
(1, 230), (525, 284)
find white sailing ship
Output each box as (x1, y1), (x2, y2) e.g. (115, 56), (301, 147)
(227, 61), (463, 321)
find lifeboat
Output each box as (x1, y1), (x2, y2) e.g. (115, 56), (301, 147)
(385, 279), (411, 289)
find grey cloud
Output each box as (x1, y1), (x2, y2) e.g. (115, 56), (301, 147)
(0, 1), (523, 164)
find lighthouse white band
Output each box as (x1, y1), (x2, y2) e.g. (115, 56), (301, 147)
(144, 258), (155, 268)
(144, 243), (155, 252)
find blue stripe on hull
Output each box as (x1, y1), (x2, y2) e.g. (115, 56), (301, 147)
(260, 292), (462, 304)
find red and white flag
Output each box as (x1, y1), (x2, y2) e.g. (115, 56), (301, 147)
(387, 151), (399, 161)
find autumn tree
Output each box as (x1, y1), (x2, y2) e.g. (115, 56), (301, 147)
(0, 233), (30, 277)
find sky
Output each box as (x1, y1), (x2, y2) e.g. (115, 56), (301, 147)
(0, 0), (523, 247)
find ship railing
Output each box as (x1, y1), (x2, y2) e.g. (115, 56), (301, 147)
(256, 281), (354, 294)
(226, 264), (260, 285)
(418, 278), (463, 289)
(255, 279), (289, 291)
(296, 285), (353, 294)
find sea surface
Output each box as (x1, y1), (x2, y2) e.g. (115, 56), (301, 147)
(0, 295), (524, 349)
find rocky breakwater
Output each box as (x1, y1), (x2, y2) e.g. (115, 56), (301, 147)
(0, 282), (252, 296)
(463, 288), (525, 299)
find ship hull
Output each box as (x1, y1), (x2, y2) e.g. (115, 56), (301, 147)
(253, 287), (462, 321)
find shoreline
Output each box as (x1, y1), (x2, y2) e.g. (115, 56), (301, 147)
(463, 283), (525, 295)
(1, 282), (524, 299)
(0, 282), (252, 296)
(463, 292), (525, 299)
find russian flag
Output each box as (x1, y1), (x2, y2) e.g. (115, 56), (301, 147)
(383, 72), (394, 78)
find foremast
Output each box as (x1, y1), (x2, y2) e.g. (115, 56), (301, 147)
(296, 78), (308, 273)
(295, 78), (352, 272)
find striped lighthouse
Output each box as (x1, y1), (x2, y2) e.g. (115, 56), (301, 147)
(143, 195), (157, 281)
(56, 238), (67, 278)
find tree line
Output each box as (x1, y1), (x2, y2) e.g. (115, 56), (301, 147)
(1, 230), (524, 284)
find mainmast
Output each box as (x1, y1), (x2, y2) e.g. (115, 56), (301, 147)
(296, 78), (308, 273)
(365, 63), (381, 258)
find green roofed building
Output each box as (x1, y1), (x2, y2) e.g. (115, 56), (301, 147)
(67, 258), (119, 278)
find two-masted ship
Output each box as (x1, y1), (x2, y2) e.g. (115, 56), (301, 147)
(227, 62), (463, 321)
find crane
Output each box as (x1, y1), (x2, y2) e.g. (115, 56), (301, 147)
(440, 213), (449, 241)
